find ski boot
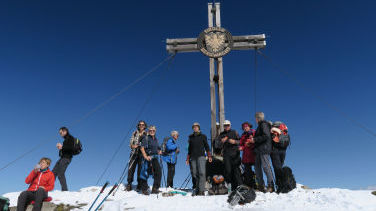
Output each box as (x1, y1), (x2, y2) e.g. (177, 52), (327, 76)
(125, 184), (132, 191)
(196, 191), (205, 196)
(151, 187), (161, 194)
(257, 185), (266, 193)
(266, 184), (275, 193)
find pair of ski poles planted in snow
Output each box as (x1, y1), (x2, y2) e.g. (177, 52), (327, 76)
(88, 181), (118, 211)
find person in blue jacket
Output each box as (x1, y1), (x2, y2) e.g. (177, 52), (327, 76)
(162, 130), (180, 188)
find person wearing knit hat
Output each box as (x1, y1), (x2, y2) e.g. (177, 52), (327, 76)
(186, 122), (212, 196)
(192, 122), (200, 129)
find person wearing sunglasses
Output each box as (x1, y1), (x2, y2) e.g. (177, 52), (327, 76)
(139, 125), (162, 195)
(126, 120), (147, 191)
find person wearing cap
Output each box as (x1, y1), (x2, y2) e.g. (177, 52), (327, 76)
(250, 112), (274, 193)
(186, 122), (212, 196)
(139, 125), (162, 195)
(218, 120), (242, 191)
(239, 122), (256, 189)
(126, 120), (147, 191)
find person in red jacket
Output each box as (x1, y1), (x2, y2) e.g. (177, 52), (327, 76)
(239, 122), (256, 189)
(17, 157), (55, 211)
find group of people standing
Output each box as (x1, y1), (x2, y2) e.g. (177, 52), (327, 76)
(126, 111), (290, 196)
(212, 112), (289, 194)
(126, 121), (180, 195)
(15, 111), (289, 211)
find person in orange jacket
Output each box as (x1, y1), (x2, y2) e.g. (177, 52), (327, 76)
(17, 157), (55, 211)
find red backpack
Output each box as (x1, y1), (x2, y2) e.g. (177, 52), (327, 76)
(271, 122), (290, 149)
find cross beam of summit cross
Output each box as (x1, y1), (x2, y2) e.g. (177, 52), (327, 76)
(165, 2), (266, 144)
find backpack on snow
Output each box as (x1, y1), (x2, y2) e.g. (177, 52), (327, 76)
(72, 138), (83, 155)
(271, 122), (290, 149)
(278, 166), (296, 193)
(208, 175), (228, 195)
(227, 185), (256, 206)
(0, 196), (10, 211)
(160, 137), (171, 156)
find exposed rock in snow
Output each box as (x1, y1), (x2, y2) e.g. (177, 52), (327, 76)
(3, 184), (376, 211)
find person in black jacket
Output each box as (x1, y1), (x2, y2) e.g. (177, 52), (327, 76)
(139, 125), (162, 195)
(52, 127), (75, 191)
(250, 112), (274, 193)
(218, 120), (242, 191)
(186, 122), (212, 196)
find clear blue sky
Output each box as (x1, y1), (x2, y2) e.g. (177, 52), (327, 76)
(1, 0), (376, 194)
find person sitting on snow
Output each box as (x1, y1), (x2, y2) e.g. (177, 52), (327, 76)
(161, 130), (180, 188)
(139, 125), (162, 195)
(17, 157), (55, 211)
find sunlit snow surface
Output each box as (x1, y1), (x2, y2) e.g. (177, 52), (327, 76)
(4, 184), (376, 211)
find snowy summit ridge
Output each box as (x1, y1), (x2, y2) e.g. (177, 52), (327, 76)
(3, 184), (376, 211)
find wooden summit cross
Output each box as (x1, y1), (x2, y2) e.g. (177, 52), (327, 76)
(166, 2), (266, 142)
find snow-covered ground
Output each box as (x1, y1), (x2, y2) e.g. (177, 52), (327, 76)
(3, 184), (376, 211)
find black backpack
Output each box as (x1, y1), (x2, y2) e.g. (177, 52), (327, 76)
(0, 196), (9, 211)
(72, 138), (83, 155)
(278, 166), (296, 193)
(227, 185), (256, 206)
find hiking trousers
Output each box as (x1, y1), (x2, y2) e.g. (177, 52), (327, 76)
(127, 151), (142, 186)
(223, 153), (243, 191)
(189, 160), (197, 189)
(243, 163), (256, 188)
(254, 153), (274, 187)
(270, 149), (286, 188)
(167, 163), (176, 188)
(17, 188), (47, 211)
(52, 157), (71, 191)
(190, 156), (206, 192)
(140, 157), (161, 191)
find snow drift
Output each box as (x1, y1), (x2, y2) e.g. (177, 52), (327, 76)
(3, 184), (376, 211)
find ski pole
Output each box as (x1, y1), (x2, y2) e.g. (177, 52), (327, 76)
(113, 154), (138, 196)
(88, 181), (109, 211)
(179, 173), (191, 189)
(183, 175), (191, 190)
(118, 148), (137, 184)
(94, 183), (118, 211)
